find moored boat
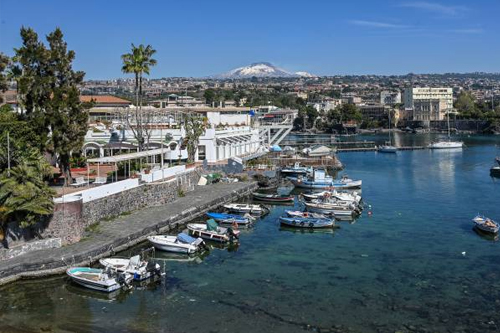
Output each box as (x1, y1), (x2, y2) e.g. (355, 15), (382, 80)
(99, 254), (161, 281)
(279, 216), (335, 228)
(285, 210), (328, 219)
(280, 162), (312, 177)
(289, 169), (362, 189)
(206, 212), (254, 225)
(187, 219), (240, 243)
(66, 267), (132, 293)
(252, 192), (294, 203)
(304, 201), (355, 217)
(378, 145), (398, 153)
(302, 190), (362, 205)
(148, 233), (206, 254)
(490, 166), (500, 178)
(223, 203), (264, 215)
(472, 215), (499, 234)
(428, 141), (463, 149)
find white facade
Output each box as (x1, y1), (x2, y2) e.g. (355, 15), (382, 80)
(404, 87), (453, 111)
(380, 91), (401, 105)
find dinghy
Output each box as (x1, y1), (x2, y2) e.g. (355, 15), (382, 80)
(252, 192), (294, 203)
(206, 212), (254, 226)
(148, 233), (206, 254)
(66, 267), (132, 293)
(99, 254), (161, 281)
(472, 215), (499, 234)
(285, 210), (327, 219)
(187, 219), (240, 243)
(223, 203), (264, 215)
(279, 216), (335, 229)
(304, 202), (355, 217)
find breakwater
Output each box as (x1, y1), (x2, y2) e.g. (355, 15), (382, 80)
(0, 181), (258, 286)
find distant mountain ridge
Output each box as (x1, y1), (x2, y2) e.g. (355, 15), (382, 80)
(214, 62), (316, 79)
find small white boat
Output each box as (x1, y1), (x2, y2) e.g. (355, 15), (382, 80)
(302, 190), (362, 205)
(223, 203), (264, 215)
(148, 233), (206, 254)
(472, 215), (499, 234)
(304, 202), (355, 217)
(99, 255), (161, 281)
(285, 210), (327, 219)
(187, 220), (240, 243)
(428, 141), (463, 149)
(66, 267), (132, 293)
(378, 145), (398, 153)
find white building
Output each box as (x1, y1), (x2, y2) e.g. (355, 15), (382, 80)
(380, 90), (401, 105)
(404, 87), (453, 120)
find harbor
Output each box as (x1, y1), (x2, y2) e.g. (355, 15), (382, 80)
(1, 135), (500, 333)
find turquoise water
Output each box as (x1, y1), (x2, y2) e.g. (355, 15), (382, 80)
(1, 134), (500, 333)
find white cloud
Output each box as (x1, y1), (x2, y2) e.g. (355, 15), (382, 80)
(400, 2), (468, 16)
(349, 20), (409, 29)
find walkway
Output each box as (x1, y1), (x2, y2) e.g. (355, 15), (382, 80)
(0, 181), (258, 286)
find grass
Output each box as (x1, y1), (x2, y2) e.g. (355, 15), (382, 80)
(85, 222), (101, 233)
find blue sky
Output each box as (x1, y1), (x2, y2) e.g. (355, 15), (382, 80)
(0, 0), (498, 79)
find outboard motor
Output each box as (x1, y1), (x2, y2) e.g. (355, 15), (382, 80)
(227, 227), (239, 243)
(146, 261), (162, 277)
(117, 272), (131, 289)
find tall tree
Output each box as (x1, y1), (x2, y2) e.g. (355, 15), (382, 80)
(14, 27), (89, 182)
(121, 44), (157, 150)
(182, 113), (207, 163)
(0, 53), (9, 99)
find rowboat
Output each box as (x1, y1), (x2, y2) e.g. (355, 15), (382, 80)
(279, 216), (335, 228)
(285, 210), (328, 219)
(472, 215), (499, 234)
(148, 233), (206, 254)
(187, 219), (240, 243)
(252, 192), (294, 203)
(99, 254), (161, 281)
(206, 212), (254, 226)
(304, 201), (355, 217)
(66, 267), (133, 293)
(223, 203), (264, 215)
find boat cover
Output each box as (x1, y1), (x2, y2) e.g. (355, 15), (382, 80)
(207, 212), (245, 220)
(177, 233), (197, 244)
(206, 219), (218, 231)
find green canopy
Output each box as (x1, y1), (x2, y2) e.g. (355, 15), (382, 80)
(206, 219), (218, 231)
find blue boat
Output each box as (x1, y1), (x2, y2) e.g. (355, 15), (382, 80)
(279, 216), (335, 228)
(206, 212), (253, 226)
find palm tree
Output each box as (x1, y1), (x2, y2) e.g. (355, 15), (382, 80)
(0, 161), (55, 240)
(121, 44), (157, 151)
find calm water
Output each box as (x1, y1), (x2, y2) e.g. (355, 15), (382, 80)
(2, 134), (500, 333)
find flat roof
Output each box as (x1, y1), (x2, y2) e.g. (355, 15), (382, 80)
(87, 148), (167, 163)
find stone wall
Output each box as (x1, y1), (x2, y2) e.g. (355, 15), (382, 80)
(2, 169), (201, 251)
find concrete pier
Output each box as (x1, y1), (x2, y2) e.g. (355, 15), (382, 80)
(0, 182), (258, 286)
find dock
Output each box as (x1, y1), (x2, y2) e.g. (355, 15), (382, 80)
(337, 146), (427, 152)
(0, 181), (258, 286)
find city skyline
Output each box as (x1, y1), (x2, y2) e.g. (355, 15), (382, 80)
(0, 0), (499, 79)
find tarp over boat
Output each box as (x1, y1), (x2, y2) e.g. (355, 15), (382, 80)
(177, 233), (197, 244)
(206, 219), (218, 231)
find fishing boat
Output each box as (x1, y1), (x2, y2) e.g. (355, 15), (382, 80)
(252, 192), (294, 203)
(472, 215), (499, 234)
(148, 233), (206, 254)
(302, 190), (362, 205)
(223, 203), (264, 215)
(187, 219), (240, 243)
(99, 254), (161, 281)
(429, 110), (463, 149)
(289, 169), (362, 189)
(279, 216), (335, 229)
(280, 162), (312, 177)
(378, 110), (397, 153)
(304, 201), (356, 217)
(206, 212), (254, 226)
(66, 267), (133, 293)
(285, 210), (328, 219)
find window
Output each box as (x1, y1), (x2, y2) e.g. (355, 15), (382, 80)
(198, 145), (206, 160)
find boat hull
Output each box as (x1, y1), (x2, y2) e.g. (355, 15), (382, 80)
(378, 146), (397, 153)
(279, 217), (334, 228)
(147, 235), (202, 254)
(429, 141), (463, 149)
(252, 193), (294, 202)
(66, 267), (126, 293)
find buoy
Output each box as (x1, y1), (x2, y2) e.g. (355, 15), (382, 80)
(368, 211), (373, 216)
(368, 204), (372, 209)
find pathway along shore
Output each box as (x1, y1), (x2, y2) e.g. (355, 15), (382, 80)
(0, 182), (258, 286)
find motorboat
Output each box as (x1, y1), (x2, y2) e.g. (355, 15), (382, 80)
(280, 163), (312, 177)
(490, 166), (500, 178)
(302, 190), (362, 205)
(279, 216), (335, 229)
(285, 210), (327, 219)
(187, 219), (240, 243)
(66, 267), (133, 293)
(289, 169), (362, 189)
(206, 212), (254, 226)
(472, 215), (499, 234)
(304, 201), (355, 217)
(148, 233), (206, 254)
(99, 254), (161, 281)
(252, 192), (294, 203)
(223, 203), (264, 215)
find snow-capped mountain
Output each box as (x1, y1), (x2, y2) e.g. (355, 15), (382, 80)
(215, 62), (299, 79)
(295, 71), (317, 78)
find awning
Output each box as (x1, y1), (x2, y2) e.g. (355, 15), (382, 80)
(87, 148), (167, 163)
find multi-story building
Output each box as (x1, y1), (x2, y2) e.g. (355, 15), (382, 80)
(404, 87), (453, 120)
(380, 90), (401, 105)
(359, 103), (390, 121)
